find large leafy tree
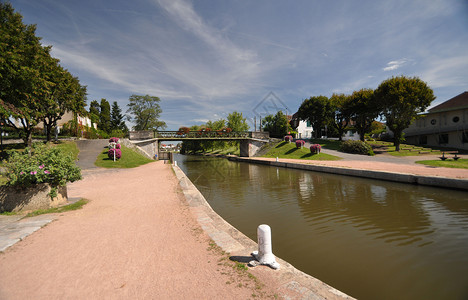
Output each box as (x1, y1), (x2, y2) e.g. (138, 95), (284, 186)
(329, 93), (352, 141)
(297, 95), (332, 138)
(126, 94), (166, 131)
(99, 98), (111, 133)
(111, 101), (128, 132)
(348, 89), (378, 142)
(41, 61), (87, 142)
(227, 111), (249, 132)
(0, 3), (53, 146)
(262, 111), (292, 138)
(375, 76), (435, 151)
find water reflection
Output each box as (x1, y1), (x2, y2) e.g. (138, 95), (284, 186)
(176, 155), (468, 300)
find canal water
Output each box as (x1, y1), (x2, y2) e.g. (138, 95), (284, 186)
(175, 154), (468, 300)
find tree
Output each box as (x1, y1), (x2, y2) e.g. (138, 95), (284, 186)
(111, 101), (128, 132)
(348, 89), (378, 142)
(227, 111), (249, 132)
(262, 111), (291, 138)
(88, 100), (100, 126)
(375, 76), (435, 151)
(41, 61), (87, 141)
(0, 3), (53, 146)
(329, 93), (352, 141)
(126, 94), (166, 131)
(297, 95), (332, 138)
(99, 98), (111, 133)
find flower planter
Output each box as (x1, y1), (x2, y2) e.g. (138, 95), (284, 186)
(0, 184), (67, 213)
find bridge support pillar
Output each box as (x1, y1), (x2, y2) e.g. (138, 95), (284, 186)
(240, 139), (266, 157)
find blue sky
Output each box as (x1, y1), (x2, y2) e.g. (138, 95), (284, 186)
(10, 0), (468, 130)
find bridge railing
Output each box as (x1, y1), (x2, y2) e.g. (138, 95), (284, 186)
(154, 130), (251, 139)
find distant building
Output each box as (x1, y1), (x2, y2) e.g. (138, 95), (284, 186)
(403, 92), (468, 150)
(36, 111), (97, 131)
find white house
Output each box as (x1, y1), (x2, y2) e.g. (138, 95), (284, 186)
(403, 91), (468, 150)
(296, 120), (313, 139)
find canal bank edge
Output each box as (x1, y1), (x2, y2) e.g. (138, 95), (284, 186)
(172, 164), (355, 300)
(228, 157), (468, 191)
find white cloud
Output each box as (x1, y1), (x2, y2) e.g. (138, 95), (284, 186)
(383, 59), (408, 71)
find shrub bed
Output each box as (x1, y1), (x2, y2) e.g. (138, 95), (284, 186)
(340, 140), (374, 156)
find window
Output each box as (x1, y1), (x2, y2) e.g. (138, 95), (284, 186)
(431, 119), (437, 125)
(439, 134), (449, 144)
(453, 116), (460, 123)
(419, 135), (427, 145)
(463, 132), (468, 144)
(306, 120), (311, 127)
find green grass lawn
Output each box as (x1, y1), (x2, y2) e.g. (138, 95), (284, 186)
(307, 138), (342, 150)
(262, 141), (341, 160)
(416, 159), (468, 169)
(55, 140), (80, 160)
(94, 145), (154, 168)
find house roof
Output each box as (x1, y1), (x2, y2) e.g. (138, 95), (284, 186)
(428, 91), (468, 113)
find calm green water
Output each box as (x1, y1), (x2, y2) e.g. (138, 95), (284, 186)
(175, 154), (468, 300)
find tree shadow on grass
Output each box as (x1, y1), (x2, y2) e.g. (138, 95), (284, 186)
(301, 153), (317, 159)
(285, 148), (300, 155)
(275, 141), (288, 148)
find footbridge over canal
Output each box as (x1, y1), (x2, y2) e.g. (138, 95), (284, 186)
(127, 130), (270, 159)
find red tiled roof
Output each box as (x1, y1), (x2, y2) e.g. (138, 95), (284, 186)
(428, 91), (468, 112)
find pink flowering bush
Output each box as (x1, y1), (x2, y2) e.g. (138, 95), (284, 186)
(3, 143), (82, 198)
(310, 144), (322, 154)
(284, 135), (293, 142)
(295, 140), (305, 148)
(108, 148), (122, 160)
(109, 137), (120, 143)
(115, 143), (121, 149)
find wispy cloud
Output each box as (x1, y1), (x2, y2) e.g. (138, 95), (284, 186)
(383, 59), (408, 71)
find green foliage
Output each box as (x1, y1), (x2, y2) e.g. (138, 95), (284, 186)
(94, 145), (153, 168)
(297, 95), (332, 138)
(263, 141), (340, 160)
(110, 101), (128, 133)
(262, 111), (292, 138)
(329, 93), (352, 141)
(227, 111), (249, 132)
(374, 76), (435, 151)
(99, 98), (111, 133)
(348, 89), (378, 142)
(0, 3), (86, 146)
(89, 100), (100, 125)
(340, 140), (374, 156)
(126, 94), (167, 131)
(2, 143), (82, 196)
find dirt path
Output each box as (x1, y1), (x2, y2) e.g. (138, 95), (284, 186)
(0, 162), (289, 299)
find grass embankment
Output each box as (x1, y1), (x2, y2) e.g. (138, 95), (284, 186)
(204, 145), (240, 156)
(262, 141), (340, 160)
(95, 145), (154, 168)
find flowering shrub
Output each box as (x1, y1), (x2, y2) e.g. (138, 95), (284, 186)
(108, 148), (122, 160)
(109, 137), (120, 143)
(284, 135), (293, 142)
(295, 140), (305, 148)
(310, 144), (322, 154)
(177, 127), (190, 135)
(115, 143), (121, 149)
(3, 143), (82, 197)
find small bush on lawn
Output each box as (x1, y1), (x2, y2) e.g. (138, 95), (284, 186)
(340, 140), (374, 156)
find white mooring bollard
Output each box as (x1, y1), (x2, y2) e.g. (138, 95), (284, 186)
(249, 224), (280, 269)
(276, 157), (279, 162)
